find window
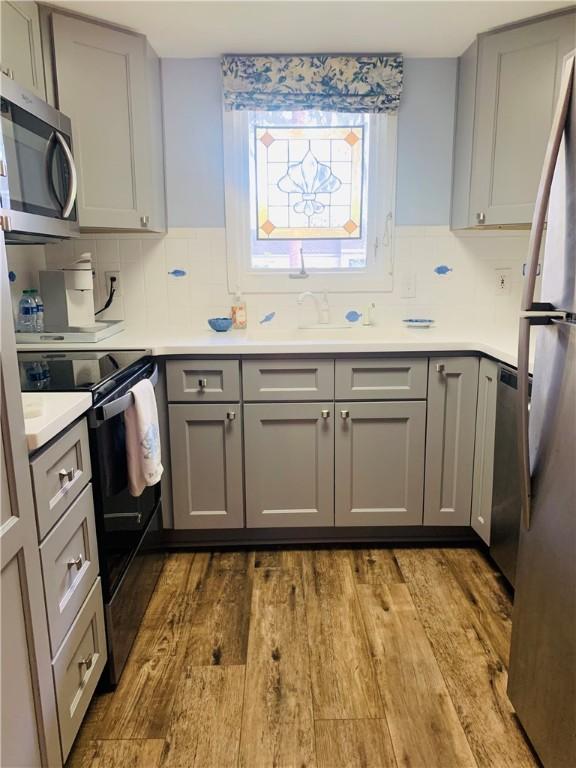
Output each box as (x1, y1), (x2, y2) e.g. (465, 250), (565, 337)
(224, 108), (397, 293)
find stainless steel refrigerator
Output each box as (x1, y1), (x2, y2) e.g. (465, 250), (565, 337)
(508, 51), (576, 768)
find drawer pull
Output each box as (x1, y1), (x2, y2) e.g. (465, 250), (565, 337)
(226, 411), (236, 421)
(340, 409), (350, 419)
(67, 554), (84, 570)
(78, 654), (94, 672)
(59, 468), (75, 485)
(321, 409), (330, 419)
(198, 378), (208, 390)
(436, 363), (445, 375)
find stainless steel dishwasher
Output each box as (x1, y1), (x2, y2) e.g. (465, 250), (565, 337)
(489, 364), (532, 587)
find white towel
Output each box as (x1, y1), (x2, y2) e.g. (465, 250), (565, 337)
(124, 378), (163, 497)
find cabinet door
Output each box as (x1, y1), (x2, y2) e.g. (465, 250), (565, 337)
(169, 404), (243, 529)
(470, 12), (575, 226)
(1, 237), (61, 768)
(424, 357), (479, 526)
(471, 358), (498, 544)
(52, 13), (150, 230)
(335, 401), (426, 526)
(244, 403), (334, 527)
(0, 1), (45, 98)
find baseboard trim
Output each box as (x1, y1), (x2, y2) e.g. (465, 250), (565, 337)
(159, 525), (480, 550)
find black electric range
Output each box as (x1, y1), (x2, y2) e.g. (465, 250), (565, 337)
(19, 349), (165, 686)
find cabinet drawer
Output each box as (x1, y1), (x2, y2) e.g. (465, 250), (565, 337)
(52, 578), (107, 761)
(243, 359), (334, 401)
(40, 484), (99, 655)
(31, 419), (92, 540)
(166, 359), (240, 402)
(335, 358), (428, 400)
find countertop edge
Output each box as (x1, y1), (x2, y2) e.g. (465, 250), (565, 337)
(23, 393), (92, 452)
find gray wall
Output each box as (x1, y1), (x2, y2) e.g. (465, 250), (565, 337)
(161, 57), (457, 229)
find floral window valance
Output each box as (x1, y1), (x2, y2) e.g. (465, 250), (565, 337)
(221, 54), (403, 113)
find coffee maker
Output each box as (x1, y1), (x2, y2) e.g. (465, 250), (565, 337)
(40, 254), (96, 330)
(28, 253), (124, 342)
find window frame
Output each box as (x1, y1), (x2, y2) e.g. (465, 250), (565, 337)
(223, 109), (397, 294)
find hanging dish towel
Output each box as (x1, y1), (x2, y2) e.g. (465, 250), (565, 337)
(124, 378), (163, 497)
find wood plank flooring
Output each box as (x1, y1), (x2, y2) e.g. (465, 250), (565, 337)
(67, 548), (539, 768)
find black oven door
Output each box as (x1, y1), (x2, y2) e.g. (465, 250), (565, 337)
(89, 399), (161, 600)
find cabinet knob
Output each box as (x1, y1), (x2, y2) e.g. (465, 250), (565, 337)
(198, 378), (207, 390)
(321, 409), (330, 419)
(476, 211), (486, 225)
(59, 468), (75, 485)
(78, 655), (94, 672)
(227, 411), (236, 421)
(140, 215), (149, 227)
(340, 409), (350, 419)
(436, 363), (445, 375)
(67, 554), (84, 570)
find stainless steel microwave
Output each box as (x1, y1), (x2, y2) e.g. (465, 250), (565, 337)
(0, 75), (79, 243)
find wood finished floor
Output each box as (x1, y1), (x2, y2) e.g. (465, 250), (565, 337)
(67, 547), (539, 768)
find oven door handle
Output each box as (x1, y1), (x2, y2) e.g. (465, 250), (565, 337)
(96, 364), (158, 422)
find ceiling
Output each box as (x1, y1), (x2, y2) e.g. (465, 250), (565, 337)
(46, 1), (574, 58)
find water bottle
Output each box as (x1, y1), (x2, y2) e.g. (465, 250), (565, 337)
(26, 362), (45, 391)
(17, 291), (36, 333)
(31, 289), (44, 332)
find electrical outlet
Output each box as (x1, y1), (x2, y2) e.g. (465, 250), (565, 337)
(104, 270), (121, 296)
(495, 268), (511, 295)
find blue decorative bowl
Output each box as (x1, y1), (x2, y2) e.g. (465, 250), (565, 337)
(208, 317), (233, 332)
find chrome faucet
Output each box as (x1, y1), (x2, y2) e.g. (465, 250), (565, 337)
(297, 291), (331, 327)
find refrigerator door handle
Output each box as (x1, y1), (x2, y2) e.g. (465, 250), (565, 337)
(518, 54), (575, 530)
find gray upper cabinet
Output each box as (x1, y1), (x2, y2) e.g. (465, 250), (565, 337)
(50, 12), (166, 232)
(0, 1), (45, 97)
(169, 404), (244, 529)
(244, 402), (334, 527)
(335, 401), (426, 526)
(424, 356), (479, 526)
(471, 358), (498, 544)
(451, 10), (575, 228)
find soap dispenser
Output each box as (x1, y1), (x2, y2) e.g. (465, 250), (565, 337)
(231, 292), (247, 329)
(362, 302), (376, 326)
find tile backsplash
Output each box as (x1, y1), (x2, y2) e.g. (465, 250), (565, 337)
(7, 226), (537, 339)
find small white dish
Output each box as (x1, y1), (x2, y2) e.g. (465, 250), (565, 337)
(403, 318), (435, 329)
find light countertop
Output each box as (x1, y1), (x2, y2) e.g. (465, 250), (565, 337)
(22, 392), (92, 452)
(17, 325), (527, 369)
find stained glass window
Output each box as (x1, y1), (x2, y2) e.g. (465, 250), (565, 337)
(254, 124), (364, 241)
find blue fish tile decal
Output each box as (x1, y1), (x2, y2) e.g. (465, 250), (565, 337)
(168, 269), (187, 277)
(259, 312), (276, 324)
(434, 264), (453, 276)
(345, 310), (362, 323)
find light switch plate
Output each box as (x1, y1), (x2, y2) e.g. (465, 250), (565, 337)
(400, 270), (416, 298)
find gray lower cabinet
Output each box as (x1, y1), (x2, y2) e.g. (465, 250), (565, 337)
(471, 358), (498, 544)
(452, 9), (575, 228)
(50, 11), (166, 231)
(335, 401), (426, 526)
(0, 1), (45, 97)
(169, 404), (244, 529)
(424, 357), (479, 526)
(244, 402), (334, 527)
